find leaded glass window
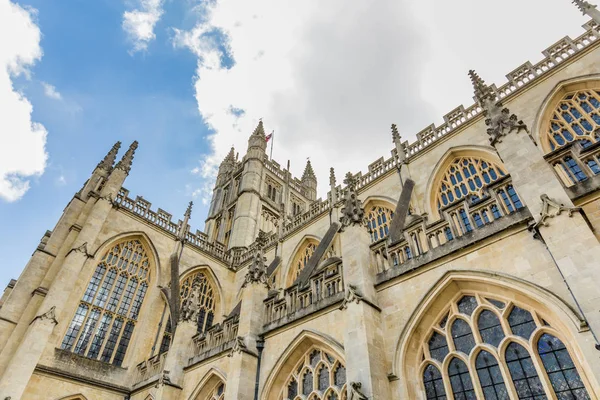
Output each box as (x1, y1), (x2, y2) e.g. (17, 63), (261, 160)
(423, 364), (447, 400)
(283, 348), (346, 400)
(180, 271), (216, 333)
(61, 239), (150, 366)
(366, 205), (394, 243)
(436, 157), (506, 210)
(206, 381), (225, 400)
(476, 351), (509, 399)
(545, 89), (600, 151)
(289, 241), (318, 285)
(418, 293), (591, 400)
(537, 334), (590, 399)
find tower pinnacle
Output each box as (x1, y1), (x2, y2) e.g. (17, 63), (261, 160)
(468, 70), (496, 105)
(97, 141), (121, 171)
(115, 141), (139, 175)
(572, 0), (600, 23)
(302, 160), (316, 181)
(252, 120), (266, 138)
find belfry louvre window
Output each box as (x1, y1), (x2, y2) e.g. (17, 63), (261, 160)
(436, 157), (506, 210)
(366, 205), (394, 243)
(420, 294), (591, 399)
(281, 347), (347, 400)
(546, 89), (600, 151)
(61, 239), (150, 366)
(180, 271), (216, 333)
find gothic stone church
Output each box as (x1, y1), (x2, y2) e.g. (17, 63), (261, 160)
(4, 5), (600, 400)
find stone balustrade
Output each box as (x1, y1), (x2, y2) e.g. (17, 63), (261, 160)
(187, 314), (239, 366)
(132, 351), (168, 387)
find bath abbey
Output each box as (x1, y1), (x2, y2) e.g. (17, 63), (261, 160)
(5, 3), (600, 400)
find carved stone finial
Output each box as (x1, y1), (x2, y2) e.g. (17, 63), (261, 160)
(349, 381), (368, 400)
(339, 284), (364, 310)
(391, 123), (401, 143)
(573, 0), (597, 13)
(32, 306), (58, 325)
(329, 167), (336, 187)
(468, 70), (529, 145)
(302, 159), (316, 182)
(254, 230), (269, 250)
(252, 120), (266, 137)
(241, 247), (270, 289)
(228, 336), (248, 357)
(529, 194), (582, 231)
(185, 201), (193, 218)
(340, 172), (365, 228)
(97, 141), (121, 171)
(115, 141), (139, 175)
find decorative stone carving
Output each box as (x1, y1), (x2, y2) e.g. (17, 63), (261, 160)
(114, 141), (139, 175)
(31, 306), (58, 325)
(97, 141), (122, 171)
(339, 285), (364, 310)
(154, 370), (171, 388)
(340, 172), (365, 229)
(529, 194), (582, 231)
(228, 336), (247, 357)
(469, 70), (529, 145)
(349, 382), (368, 400)
(241, 248), (270, 289)
(69, 242), (93, 259)
(179, 276), (203, 322)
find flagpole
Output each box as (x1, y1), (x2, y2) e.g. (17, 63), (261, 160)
(270, 131), (274, 160)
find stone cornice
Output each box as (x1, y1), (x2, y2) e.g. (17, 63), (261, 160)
(34, 364), (130, 395)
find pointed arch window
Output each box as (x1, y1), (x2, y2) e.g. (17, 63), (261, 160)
(180, 271), (217, 333)
(545, 89), (600, 151)
(281, 347), (347, 400)
(289, 240), (318, 285)
(366, 205), (394, 243)
(61, 239), (150, 366)
(419, 294), (591, 399)
(435, 157), (507, 210)
(206, 382), (225, 400)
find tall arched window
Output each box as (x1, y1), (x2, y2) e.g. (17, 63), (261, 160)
(545, 88), (600, 151)
(435, 157), (506, 210)
(419, 293), (591, 399)
(205, 382), (225, 400)
(365, 204), (394, 243)
(280, 347), (347, 400)
(180, 271), (217, 333)
(61, 239), (151, 366)
(288, 240), (318, 286)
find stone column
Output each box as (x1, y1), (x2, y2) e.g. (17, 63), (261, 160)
(225, 245), (269, 400)
(469, 72), (600, 355)
(338, 173), (391, 399)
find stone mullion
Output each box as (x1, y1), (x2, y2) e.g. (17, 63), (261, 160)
(93, 310), (116, 361)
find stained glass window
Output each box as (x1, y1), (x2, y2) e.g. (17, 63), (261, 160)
(419, 294), (591, 400)
(537, 334), (590, 399)
(284, 348), (346, 400)
(476, 350), (509, 400)
(436, 157), (506, 210)
(366, 205), (394, 243)
(423, 364), (447, 400)
(61, 239), (150, 366)
(545, 89), (600, 151)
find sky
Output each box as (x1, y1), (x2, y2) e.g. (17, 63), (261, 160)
(0, 0), (591, 289)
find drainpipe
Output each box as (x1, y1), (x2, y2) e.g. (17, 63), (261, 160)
(254, 337), (265, 400)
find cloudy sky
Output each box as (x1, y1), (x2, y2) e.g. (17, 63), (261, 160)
(0, 0), (591, 288)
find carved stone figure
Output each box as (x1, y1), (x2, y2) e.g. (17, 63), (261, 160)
(349, 381), (368, 400)
(241, 248), (270, 289)
(179, 276), (203, 322)
(339, 285), (364, 310)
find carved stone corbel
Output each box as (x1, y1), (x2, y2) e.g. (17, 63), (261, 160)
(31, 306), (58, 325)
(339, 285), (364, 310)
(154, 370), (171, 388)
(349, 381), (368, 400)
(529, 194), (582, 231)
(228, 336), (247, 357)
(68, 242), (93, 259)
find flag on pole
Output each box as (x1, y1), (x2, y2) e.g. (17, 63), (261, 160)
(265, 131), (273, 142)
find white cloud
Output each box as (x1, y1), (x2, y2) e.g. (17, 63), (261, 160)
(56, 175), (66, 186)
(175, 0), (587, 203)
(41, 81), (61, 100)
(123, 0), (164, 52)
(0, 0), (48, 202)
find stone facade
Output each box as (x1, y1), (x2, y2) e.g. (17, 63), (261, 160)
(2, 8), (600, 400)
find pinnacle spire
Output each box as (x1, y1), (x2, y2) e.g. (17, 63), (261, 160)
(115, 141), (138, 175)
(177, 201), (193, 241)
(252, 120), (266, 137)
(573, 0), (597, 13)
(329, 167), (336, 187)
(302, 159), (316, 181)
(391, 124), (401, 143)
(185, 201), (193, 218)
(469, 70), (496, 105)
(97, 141), (121, 171)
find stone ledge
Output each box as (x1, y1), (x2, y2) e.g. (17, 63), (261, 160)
(185, 339), (235, 369)
(376, 208), (533, 285)
(567, 174), (600, 201)
(35, 363), (130, 395)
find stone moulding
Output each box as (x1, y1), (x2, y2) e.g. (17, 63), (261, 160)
(529, 194), (582, 231)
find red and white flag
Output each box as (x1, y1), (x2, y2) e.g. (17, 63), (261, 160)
(265, 131), (273, 142)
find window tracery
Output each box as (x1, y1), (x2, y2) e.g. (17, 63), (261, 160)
(546, 89), (600, 151)
(280, 348), (347, 400)
(366, 205), (394, 243)
(206, 382), (225, 400)
(61, 239), (150, 366)
(420, 293), (591, 399)
(180, 271), (216, 333)
(436, 157), (507, 210)
(289, 240), (318, 285)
